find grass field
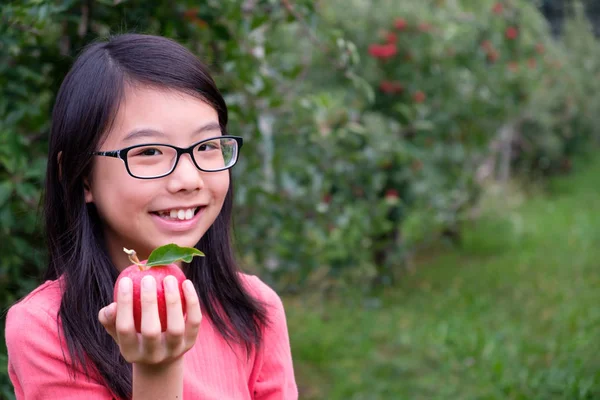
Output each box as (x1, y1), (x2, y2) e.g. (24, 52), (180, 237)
(285, 159), (600, 400)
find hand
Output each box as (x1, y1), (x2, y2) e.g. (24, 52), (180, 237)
(98, 275), (202, 365)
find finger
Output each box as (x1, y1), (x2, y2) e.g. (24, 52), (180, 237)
(115, 278), (138, 353)
(98, 302), (118, 340)
(164, 275), (185, 351)
(182, 280), (202, 348)
(140, 275), (162, 357)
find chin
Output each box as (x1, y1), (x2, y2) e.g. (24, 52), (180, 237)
(159, 232), (205, 249)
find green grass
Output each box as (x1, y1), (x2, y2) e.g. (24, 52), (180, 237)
(285, 159), (600, 400)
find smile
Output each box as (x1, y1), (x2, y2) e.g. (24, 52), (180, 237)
(154, 207), (200, 221)
(150, 206), (206, 233)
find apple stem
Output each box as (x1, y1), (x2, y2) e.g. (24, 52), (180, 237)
(122, 247), (146, 270)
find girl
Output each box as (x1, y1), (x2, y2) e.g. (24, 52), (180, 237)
(4, 33), (298, 399)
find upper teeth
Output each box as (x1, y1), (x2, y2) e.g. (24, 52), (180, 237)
(158, 208), (197, 220)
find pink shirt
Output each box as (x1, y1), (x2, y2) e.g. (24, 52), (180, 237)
(5, 274), (298, 399)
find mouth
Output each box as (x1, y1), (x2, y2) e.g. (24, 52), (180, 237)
(151, 206), (204, 221)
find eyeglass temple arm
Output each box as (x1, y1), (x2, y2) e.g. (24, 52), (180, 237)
(92, 150), (121, 158)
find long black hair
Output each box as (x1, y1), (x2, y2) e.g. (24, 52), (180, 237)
(42, 33), (268, 398)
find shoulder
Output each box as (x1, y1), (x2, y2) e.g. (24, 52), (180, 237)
(5, 278), (64, 355)
(239, 273), (282, 307)
(238, 273), (289, 331)
(5, 279), (65, 373)
(6, 278), (63, 326)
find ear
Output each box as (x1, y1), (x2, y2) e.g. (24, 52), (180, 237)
(84, 176), (93, 203)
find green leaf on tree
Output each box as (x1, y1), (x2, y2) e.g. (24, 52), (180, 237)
(0, 181), (13, 208)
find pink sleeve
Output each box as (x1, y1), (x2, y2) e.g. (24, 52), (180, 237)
(251, 278), (298, 400)
(5, 301), (115, 400)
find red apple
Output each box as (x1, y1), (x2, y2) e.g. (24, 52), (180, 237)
(394, 18), (407, 31)
(505, 26), (518, 40)
(114, 263), (187, 333)
(113, 246), (198, 333)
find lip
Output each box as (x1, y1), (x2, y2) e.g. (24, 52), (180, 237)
(150, 206), (206, 233)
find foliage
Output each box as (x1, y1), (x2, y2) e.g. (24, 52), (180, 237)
(310, 0), (600, 279)
(287, 155), (600, 399)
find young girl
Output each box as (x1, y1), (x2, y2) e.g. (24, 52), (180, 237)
(4, 33), (298, 399)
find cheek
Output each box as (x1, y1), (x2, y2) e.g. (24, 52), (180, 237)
(90, 163), (156, 214)
(208, 172), (230, 202)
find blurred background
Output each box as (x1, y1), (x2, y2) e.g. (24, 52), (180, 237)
(2, 0), (600, 398)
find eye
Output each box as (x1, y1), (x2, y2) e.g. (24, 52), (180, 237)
(131, 146), (164, 157)
(197, 141), (221, 151)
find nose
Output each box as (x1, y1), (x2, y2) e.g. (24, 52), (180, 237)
(166, 153), (204, 193)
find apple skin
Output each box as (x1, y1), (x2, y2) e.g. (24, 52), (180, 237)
(113, 262), (187, 333)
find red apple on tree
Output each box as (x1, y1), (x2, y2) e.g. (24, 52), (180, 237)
(114, 243), (204, 333)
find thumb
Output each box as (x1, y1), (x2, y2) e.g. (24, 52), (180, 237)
(98, 302), (118, 339)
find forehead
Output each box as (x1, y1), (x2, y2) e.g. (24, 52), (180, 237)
(102, 85), (220, 147)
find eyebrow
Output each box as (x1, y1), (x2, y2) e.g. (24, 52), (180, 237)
(123, 122), (222, 142)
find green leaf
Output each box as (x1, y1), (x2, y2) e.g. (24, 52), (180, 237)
(145, 243), (205, 267)
(0, 181), (13, 208)
(414, 120), (435, 131)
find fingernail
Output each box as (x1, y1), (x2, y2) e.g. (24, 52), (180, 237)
(119, 278), (132, 294)
(104, 304), (114, 319)
(142, 275), (155, 291)
(165, 276), (177, 292)
(183, 280), (194, 293)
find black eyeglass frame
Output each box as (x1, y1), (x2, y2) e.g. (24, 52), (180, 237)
(91, 135), (244, 179)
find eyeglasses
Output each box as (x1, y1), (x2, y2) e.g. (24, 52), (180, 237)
(91, 135), (243, 179)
